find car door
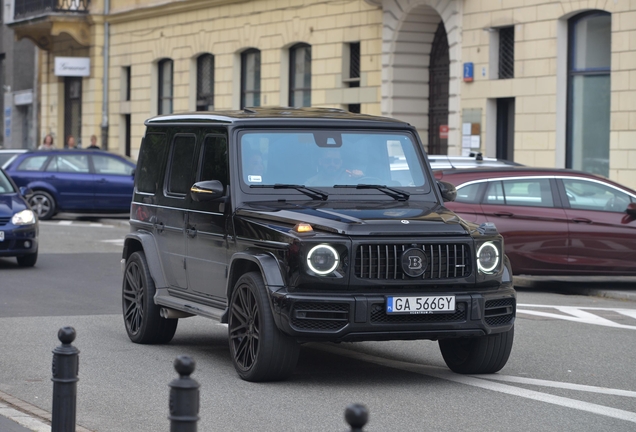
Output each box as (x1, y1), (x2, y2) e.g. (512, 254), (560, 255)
(154, 134), (197, 290)
(558, 177), (636, 274)
(91, 154), (135, 211)
(45, 153), (95, 210)
(185, 134), (230, 301)
(447, 181), (487, 223)
(479, 177), (570, 274)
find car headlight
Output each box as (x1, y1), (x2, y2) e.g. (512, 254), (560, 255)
(307, 244), (339, 275)
(12, 209), (36, 225)
(477, 241), (500, 274)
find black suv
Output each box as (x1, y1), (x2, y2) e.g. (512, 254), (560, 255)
(121, 108), (516, 382)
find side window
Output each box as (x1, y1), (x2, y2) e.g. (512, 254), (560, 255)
(198, 135), (228, 189)
(136, 133), (167, 194)
(455, 183), (482, 203)
(48, 155), (90, 173)
(484, 181), (505, 204)
(166, 135), (197, 195)
(563, 178), (632, 212)
(93, 155), (134, 175)
(502, 178), (553, 207)
(17, 155), (49, 171)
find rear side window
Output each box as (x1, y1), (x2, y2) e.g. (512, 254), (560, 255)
(484, 178), (554, 207)
(93, 155), (134, 176)
(17, 155), (48, 171)
(136, 133), (167, 194)
(166, 134), (197, 195)
(198, 135), (228, 189)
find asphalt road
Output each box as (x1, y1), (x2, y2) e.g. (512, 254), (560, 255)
(1, 216), (636, 431)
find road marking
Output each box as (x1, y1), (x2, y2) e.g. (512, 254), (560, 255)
(314, 344), (636, 425)
(100, 239), (124, 246)
(40, 221), (112, 228)
(517, 304), (636, 330)
(0, 402), (50, 432)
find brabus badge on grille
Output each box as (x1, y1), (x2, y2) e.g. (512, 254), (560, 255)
(401, 220), (409, 224)
(401, 248), (428, 277)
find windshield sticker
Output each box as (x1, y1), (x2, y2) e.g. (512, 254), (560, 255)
(248, 175), (262, 183)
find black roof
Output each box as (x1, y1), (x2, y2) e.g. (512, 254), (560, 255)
(145, 107), (410, 128)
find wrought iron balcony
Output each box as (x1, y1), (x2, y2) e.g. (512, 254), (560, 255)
(14, 0), (90, 21)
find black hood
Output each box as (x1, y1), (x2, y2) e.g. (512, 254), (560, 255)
(0, 193), (29, 218)
(236, 200), (471, 236)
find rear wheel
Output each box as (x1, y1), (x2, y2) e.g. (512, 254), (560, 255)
(228, 271), (300, 382)
(439, 326), (514, 374)
(122, 251), (178, 344)
(28, 191), (56, 220)
(16, 250), (38, 267)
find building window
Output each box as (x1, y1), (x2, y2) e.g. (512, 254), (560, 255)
(348, 104), (360, 114)
(123, 66), (131, 101)
(498, 27), (514, 79)
(344, 42), (360, 88)
(241, 49), (260, 108)
(197, 54), (214, 111)
(567, 11), (611, 177)
(158, 59), (173, 114)
(289, 43), (311, 107)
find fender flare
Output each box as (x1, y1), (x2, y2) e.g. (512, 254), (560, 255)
(122, 231), (168, 289)
(27, 182), (58, 198)
(226, 251), (286, 298)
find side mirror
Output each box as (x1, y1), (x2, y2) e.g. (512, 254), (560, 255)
(190, 180), (224, 202)
(131, 168), (136, 178)
(437, 180), (457, 202)
(19, 186), (33, 197)
(626, 202), (636, 216)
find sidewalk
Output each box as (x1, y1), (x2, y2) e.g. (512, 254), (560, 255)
(514, 276), (636, 302)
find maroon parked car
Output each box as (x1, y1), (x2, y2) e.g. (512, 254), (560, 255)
(434, 167), (636, 275)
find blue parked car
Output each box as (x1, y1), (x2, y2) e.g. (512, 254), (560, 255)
(4, 150), (136, 220)
(0, 167), (38, 266)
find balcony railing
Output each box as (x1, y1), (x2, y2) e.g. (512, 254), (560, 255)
(14, 0), (90, 21)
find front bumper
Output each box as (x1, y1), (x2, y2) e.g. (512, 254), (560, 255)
(269, 285), (516, 343)
(0, 225), (38, 257)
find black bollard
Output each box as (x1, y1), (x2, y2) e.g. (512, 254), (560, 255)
(344, 403), (368, 432)
(169, 355), (200, 432)
(51, 326), (79, 432)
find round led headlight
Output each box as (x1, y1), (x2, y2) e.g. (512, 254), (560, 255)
(307, 244), (339, 275)
(477, 242), (499, 274)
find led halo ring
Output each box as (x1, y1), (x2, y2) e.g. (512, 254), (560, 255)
(477, 242), (500, 274)
(307, 244), (340, 275)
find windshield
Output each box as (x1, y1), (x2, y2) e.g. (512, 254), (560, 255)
(0, 170), (16, 194)
(239, 130), (429, 195)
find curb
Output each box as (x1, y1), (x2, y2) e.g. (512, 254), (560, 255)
(514, 276), (636, 303)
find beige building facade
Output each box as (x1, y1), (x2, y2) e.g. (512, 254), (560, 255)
(7, 0), (636, 187)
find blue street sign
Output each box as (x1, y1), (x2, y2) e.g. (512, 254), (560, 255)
(463, 62), (474, 82)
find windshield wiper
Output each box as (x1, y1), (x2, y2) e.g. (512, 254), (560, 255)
(333, 184), (410, 201)
(250, 184), (328, 201)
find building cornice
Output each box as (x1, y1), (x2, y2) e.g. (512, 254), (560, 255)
(106, 0), (251, 24)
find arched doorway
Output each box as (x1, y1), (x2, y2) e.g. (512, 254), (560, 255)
(428, 21), (449, 155)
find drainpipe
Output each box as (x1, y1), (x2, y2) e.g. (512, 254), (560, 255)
(101, 0), (110, 150)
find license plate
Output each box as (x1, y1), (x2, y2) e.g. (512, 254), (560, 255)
(0, 231), (4, 242)
(386, 295), (455, 314)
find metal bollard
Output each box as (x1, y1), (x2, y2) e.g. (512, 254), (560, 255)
(51, 326), (79, 432)
(169, 355), (200, 432)
(344, 403), (368, 432)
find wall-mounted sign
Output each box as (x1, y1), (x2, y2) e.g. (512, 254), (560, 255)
(14, 90), (33, 106)
(439, 125), (449, 139)
(55, 57), (90, 77)
(463, 62), (474, 82)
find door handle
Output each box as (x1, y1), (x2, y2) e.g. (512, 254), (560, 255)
(186, 227), (197, 238)
(571, 217), (592, 224)
(493, 212), (513, 217)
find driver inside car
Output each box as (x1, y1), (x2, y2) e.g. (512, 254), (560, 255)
(305, 148), (364, 186)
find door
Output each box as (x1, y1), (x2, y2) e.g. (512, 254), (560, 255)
(428, 21), (449, 155)
(91, 154), (135, 211)
(154, 134), (197, 290)
(186, 134), (230, 300)
(64, 77), (82, 148)
(480, 178), (569, 274)
(44, 153), (94, 210)
(496, 98), (515, 161)
(559, 177), (636, 274)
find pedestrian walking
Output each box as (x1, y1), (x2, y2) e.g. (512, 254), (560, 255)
(66, 135), (79, 149)
(87, 135), (100, 149)
(38, 134), (56, 150)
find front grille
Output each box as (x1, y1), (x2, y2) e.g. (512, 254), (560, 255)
(0, 240), (16, 251)
(485, 298), (515, 326)
(355, 243), (471, 280)
(0, 217), (10, 226)
(370, 302), (466, 324)
(290, 302), (349, 331)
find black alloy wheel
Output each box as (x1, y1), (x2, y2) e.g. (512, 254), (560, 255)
(122, 251), (177, 344)
(228, 272), (299, 382)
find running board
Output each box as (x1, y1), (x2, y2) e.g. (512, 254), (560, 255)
(155, 288), (227, 322)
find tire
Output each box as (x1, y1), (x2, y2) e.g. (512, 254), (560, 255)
(228, 271), (300, 382)
(122, 251), (178, 344)
(16, 250), (38, 267)
(439, 326), (514, 374)
(28, 190), (56, 220)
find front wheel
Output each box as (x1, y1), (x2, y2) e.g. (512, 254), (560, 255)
(17, 250), (38, 267)
(439, 327), (514, 374)
(122, 251), (178, 344)
(228, 272), (299, 382)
